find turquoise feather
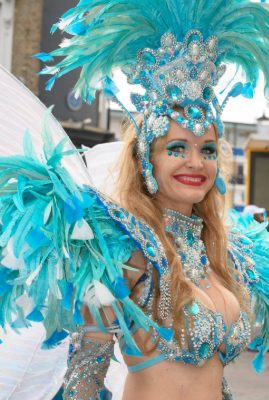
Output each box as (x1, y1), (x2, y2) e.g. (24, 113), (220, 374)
(0, 112), (173, 353)
(36, 0), (269, 102)
(229, 209), (269, 372)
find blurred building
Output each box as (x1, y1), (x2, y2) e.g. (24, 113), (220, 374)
(1, 0), (114, 147)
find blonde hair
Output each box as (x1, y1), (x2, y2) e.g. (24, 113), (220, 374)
(114, 117), (250, 341)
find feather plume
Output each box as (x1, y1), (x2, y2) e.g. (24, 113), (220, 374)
(36, 0), (269, 102)
(0, 324), (68, 400)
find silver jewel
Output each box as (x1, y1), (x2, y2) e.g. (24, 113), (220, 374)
(163, 208), (211, 287)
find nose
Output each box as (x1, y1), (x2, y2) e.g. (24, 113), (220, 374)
(185, 147), (204, 169)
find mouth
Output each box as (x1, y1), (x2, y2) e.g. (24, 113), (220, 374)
(173, 174), (207, 187)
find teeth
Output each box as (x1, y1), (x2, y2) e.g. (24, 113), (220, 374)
(179, 177), (203, 182)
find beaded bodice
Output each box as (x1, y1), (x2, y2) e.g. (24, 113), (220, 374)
(136, 210), (251, 368)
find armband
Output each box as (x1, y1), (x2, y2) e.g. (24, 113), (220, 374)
(63, 328), (114, 399)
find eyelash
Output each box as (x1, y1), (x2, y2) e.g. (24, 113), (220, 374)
(168, 145), (186, 153)
(165, 143), (218, 158)
(201, 146), (217, 156)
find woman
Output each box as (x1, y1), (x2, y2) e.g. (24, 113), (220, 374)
(63, 111), (250, 399)
(0, 1), (269, 400)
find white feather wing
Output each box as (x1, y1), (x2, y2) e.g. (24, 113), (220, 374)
(0, 325), (69, 400)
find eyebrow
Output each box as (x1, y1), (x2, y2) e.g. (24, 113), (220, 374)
(166, 139), (217, 144)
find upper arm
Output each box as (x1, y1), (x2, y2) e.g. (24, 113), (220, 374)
(124, 249), (147, 291)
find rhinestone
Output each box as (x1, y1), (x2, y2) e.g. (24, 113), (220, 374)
(207, 37), (217, 50)
(166, 85), (182, 100)
(149, 91), (159, 101)
(114, 210), (125, 219)
(190, 67), (198, 79)
(190, 302), (200, 315)
(146, 243), (156, 257)
(176, 69), (185, 80)
(139, 141), (146, 153)
(246, 268), (256, 280)
(188, 106), (202, 120)
(184, 81), (202, 100)
(200, 70), (209, 81)
(162, 33), (175, 47)
(189, 43), (200, 57)
(194, 123), (203, 135)
(141, 51), (156, 66)
(201, 255), (207, 266)
(203, 87), (212, 101)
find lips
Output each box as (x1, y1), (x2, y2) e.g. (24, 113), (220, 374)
(173, 174), (207, 186)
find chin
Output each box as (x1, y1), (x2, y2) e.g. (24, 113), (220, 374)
(174, 187), (208, 205)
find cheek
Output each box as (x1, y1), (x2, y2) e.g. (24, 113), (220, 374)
(206, 161), (218, 185)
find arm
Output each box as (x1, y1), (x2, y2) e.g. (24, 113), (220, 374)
(64, 251), (147, 400)
(64, 328), (114, 400)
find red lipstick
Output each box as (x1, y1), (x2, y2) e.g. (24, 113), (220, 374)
(173, 174), (207, 186)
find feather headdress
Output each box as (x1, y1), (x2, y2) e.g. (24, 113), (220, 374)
(37, 0), (269, 103)
(36, 0), (269, 193)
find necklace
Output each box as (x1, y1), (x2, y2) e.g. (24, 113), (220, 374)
(163, 208), (212, 288)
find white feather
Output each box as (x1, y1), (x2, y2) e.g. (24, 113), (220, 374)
(0, 324), (69, 400)
(94, 281), (115, 306)
(1, 239), (27, 270)
(71, 219), (94, 240)
(60, 38), (72, 48)
(84, 281), (115, 308)
(15, 294), (33, 315)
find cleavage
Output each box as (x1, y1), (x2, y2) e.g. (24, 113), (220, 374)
(191, 273), (241, 333)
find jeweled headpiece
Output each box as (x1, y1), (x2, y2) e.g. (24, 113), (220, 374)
(36, 0), (269, 194)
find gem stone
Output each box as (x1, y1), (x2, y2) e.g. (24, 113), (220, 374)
(193, 123), (203, 135)
(203, 87), (212, 101)
(146, 243), (156, 257)
(201, 255), (207, 266)
(114, 210), (125, 219)
(176, 69), (185, 80)
(166, 85), (182, 100)
(198, 342), (210, 358)
(190, 43), (200, 57)
(246, 268), (256, 280)
(188, 106), (202, 120)
(190, 303), (200, 315)
(141, 51), (156, 66)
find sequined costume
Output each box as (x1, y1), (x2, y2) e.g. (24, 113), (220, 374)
(1, 1), (269, 399)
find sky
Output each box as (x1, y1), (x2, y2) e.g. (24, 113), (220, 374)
(110, 67), (268, 125)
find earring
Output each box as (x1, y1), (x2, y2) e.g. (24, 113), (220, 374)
(143, 162), (158, 194)
(214, 167), (226, 195)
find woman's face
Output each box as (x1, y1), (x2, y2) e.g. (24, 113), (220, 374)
(152, 120), (218, 215)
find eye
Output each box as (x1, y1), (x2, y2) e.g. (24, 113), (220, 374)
(201, 144), (217, 156)
(165, 141), (188, 154)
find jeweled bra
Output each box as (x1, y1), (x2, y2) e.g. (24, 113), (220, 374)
(126, 210), (251, 370)
(95, 192), (255, 370)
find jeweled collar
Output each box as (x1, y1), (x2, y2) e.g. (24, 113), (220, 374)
(163, 208), (211, 287)
(163, 208), (203, 243)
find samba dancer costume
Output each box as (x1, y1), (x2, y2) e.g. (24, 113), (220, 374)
(1, 1), (269, 399)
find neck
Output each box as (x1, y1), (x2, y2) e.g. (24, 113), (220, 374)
(162, 208), (210, 287)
